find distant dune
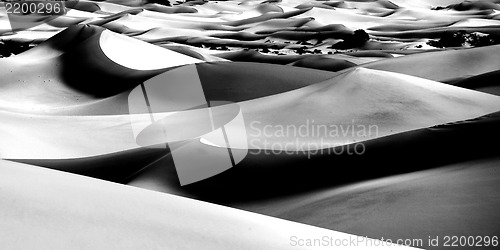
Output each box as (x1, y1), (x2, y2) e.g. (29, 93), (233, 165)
(363, 44), (500, 82)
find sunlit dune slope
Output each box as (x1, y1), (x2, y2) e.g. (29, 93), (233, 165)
(235, 67), (500, 149)
(362, 45), (500, 82)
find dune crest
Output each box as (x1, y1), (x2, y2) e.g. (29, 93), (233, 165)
(236, 67), (500, 150)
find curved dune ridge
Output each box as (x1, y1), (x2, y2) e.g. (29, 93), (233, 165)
(1, 0), (500, 249)
(99, 28), (203, 70)
(233, 67), (500, 149)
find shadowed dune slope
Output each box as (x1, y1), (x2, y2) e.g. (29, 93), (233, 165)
(0, 24), (200, 113)
(273, 156), (500, 250)
(0, 160), (417, 250)
(128, 111), (500, 249)
(453, 69), (500, 95)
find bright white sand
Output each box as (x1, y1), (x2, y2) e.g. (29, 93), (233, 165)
(99, 29), (202, 70)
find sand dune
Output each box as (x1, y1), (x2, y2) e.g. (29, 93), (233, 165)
(233, 67), (500, 149)
(128, 108), (500, 250)
(0, 25), (198, 113)
(2, 0), (500, 249)
(1, 159), (418, 249)
(3, 54), (499, 159)
(128, 142), (500, 250)
(0, 24), (336, 115)
(0, 24), (337, 182)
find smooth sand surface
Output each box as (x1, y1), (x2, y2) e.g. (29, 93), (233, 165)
(363, 45), (500, 82)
